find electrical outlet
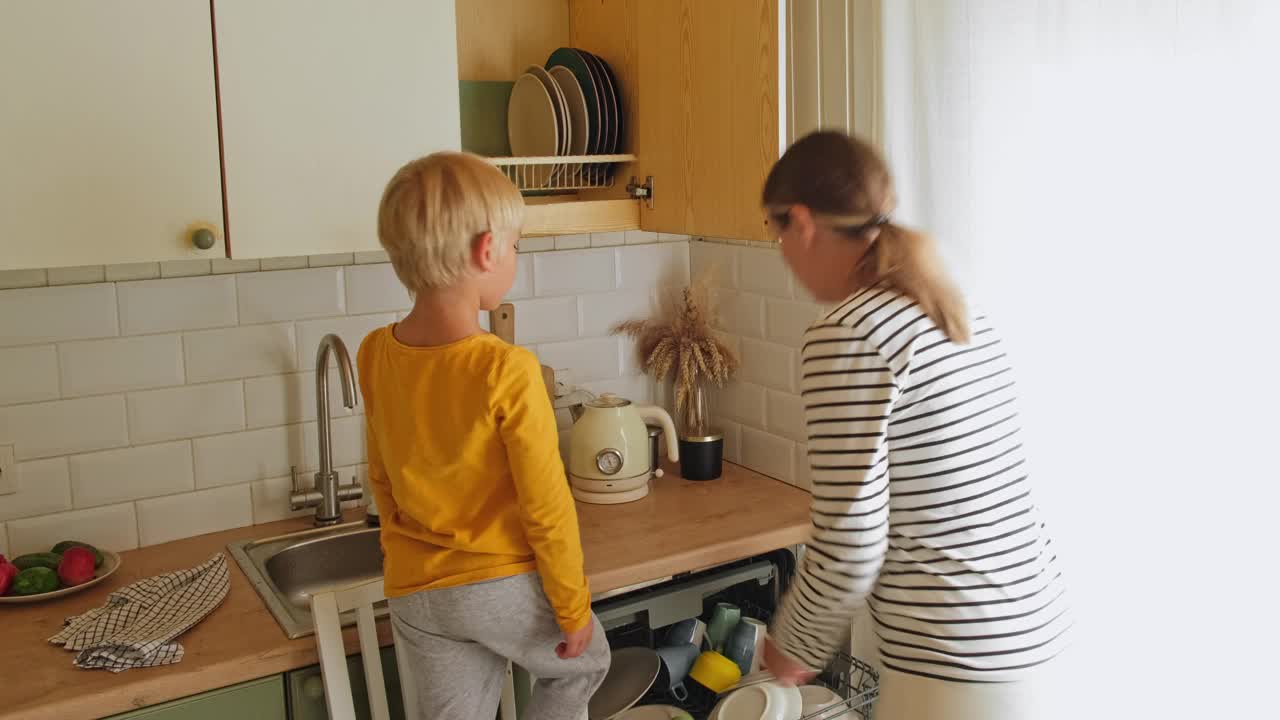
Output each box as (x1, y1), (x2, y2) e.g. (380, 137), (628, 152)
(0, 445), (15, 496)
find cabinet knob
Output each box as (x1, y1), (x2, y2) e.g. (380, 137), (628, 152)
(191, 227), (217, 250)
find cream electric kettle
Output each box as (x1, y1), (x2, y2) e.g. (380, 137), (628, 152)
(568, 393), (679, 504)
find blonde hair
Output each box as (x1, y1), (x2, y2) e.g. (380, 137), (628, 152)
(377, 151), (524, 294)
(762, 131), (970, 344)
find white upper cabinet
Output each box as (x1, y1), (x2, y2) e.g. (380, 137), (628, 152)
(214, 0), (462, 259)
(0, 1), (225, 270)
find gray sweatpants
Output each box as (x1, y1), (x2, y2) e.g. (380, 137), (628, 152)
(389, 573), (611, 720)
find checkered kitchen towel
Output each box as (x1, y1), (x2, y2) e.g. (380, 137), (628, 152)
(48, 553), (230, 672)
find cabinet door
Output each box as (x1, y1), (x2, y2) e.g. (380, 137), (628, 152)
(214, 0), (462, 259)
(0, 0), (225, 270)
(107, 675), (285, 720)
(634, 0), (781, 241)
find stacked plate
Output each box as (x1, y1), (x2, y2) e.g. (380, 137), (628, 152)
(507, 47), (625, 186)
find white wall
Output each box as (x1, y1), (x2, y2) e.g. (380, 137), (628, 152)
(0, 233), (689, 553)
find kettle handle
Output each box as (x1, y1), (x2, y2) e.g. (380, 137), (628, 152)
(636, 405), (680, 463)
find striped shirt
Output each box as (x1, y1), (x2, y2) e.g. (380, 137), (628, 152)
(771, 286), (1069, 683)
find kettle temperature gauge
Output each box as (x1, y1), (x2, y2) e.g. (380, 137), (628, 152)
(595, 449), (623, 475)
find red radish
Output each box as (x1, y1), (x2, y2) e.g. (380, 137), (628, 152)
(0, 557), (17, 596)
(58, 547), (96, 587)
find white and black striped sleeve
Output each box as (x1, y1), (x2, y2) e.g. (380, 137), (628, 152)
(770, 322), (898, 670)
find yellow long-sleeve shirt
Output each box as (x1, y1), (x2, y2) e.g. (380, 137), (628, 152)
(357, 326), (591, 632)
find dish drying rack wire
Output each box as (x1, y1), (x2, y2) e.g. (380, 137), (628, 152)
(488, 154), (636, 192)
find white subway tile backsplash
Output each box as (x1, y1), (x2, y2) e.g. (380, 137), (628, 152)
(193, 424), (307, 489)
(581, 375), (654, 405)
(243, 371), (330, 428)
(47, 265), (106, 286)
(105, 263), (160, 282)
(59, 334), (185, 396)
(518, 237), (555, 253)
(741, 426), (794, 483)
(237, 267), (345, 324)
(0, 524), (7, 556)
(118, 275), (237, 335)
(506, 255), (533, 300)
(0, 395), (128, 460)
(579, 290), (654, 337)
(160, 259), (212, 278)
(537, 338), (621, 382)
(591, 232), (625, 247)
(0, 346), (59, 405)
(619, 243), (689, 290)
(344, 264), (411, 315)
(719, 420), (743, 464)
(512, 297), (578, 344)
(0, 458), (71, 522)
(296, 313), (395, 370)
(302, 415), (366, 471)
(714, 380), (766, 427)
(309, 253), (354, 268)
(534, 248), (616, 296)
(715, 290), (765, 338)
(354, 250), (390, 264)
(69, 441), (194, 508)
(554, 234), (591, 250)
(0, 284), (117, 347)
(691, 241), (739, 288)
(660, 233), (692, 243)
(136, 484), (252, 546)
(211, 258), (260, 275)
(792, 443), (812, 491)
(259, 256), (309, 272)
(624, 230), (659, 245)
(740, 338), (796, 393)
(184, 323), (296, 383)
(739, 247), (793, 298)
(766, 299), (822, 347)
(766, 390), (807, 442)
(127, 381), (244, 444)
(0, 269), (48, 290)
(7, 503), (138, 555)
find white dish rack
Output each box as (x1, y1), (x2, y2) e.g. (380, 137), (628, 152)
(488, 153), (636, 192)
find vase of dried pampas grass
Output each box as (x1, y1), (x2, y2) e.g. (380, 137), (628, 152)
(613, 270), (737, 479)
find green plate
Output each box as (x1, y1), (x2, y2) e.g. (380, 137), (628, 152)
(546, 47), (601, 155)
(459, 81), (513, 157)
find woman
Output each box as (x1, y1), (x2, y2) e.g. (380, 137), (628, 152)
(761, 131), (1069, 719)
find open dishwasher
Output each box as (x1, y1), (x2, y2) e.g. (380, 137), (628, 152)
(530, 548), (880, 720)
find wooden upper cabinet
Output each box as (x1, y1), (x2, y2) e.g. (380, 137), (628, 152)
(214, 0), (461, 259)
(571, 0), (781, 242)
(0, 0), (225, 270)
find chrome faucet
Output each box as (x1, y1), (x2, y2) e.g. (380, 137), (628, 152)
(289, 334), (363, 526)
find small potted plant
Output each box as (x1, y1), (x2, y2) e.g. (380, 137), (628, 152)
(613, 271), (738, 480)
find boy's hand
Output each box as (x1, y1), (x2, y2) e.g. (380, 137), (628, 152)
(556, 622), (594, 659)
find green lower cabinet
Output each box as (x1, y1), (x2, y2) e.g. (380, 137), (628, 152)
(286, 646), (406, 720)
(107, 676), (286, 720)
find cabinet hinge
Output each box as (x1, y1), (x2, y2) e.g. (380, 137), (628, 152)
(626, 175), (655, 209)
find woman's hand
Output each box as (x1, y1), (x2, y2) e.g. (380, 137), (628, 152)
(762, 637), (817, 686)
(557, 622), (594, 659)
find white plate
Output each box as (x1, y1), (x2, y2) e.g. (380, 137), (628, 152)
(0, 550), (121, 604)
(616, 705), (692, 720)
(550, 65), (589, 156)
(507, 72), (558, 186)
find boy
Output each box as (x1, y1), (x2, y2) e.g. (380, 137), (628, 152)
(359, 152), (610, 719)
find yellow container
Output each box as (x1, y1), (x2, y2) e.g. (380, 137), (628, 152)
(688, 650), (742, 694)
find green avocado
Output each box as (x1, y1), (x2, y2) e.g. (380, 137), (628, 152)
(12, 552), (62, 572)
(51, 541), (103, 569)
(12, 566), (59, 595)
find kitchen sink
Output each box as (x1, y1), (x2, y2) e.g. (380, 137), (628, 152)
(228, 521), (385, 639)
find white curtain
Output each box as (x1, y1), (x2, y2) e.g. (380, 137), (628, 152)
(792, 1), (1280, 715)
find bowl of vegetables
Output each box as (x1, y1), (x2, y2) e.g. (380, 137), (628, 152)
(0, 541), (120, 604)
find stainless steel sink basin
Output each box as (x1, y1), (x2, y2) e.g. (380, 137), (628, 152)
(228, 521), (384, 639)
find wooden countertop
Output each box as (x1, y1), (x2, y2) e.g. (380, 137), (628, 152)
(0, 462), (810, 720)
